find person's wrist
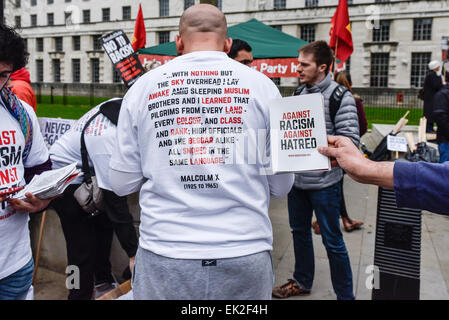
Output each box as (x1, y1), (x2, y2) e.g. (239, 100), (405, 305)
(353, 157), (375, 183)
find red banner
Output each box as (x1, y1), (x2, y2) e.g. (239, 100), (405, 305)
(139, 54), (299, 78)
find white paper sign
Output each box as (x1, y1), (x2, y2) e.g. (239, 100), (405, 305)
(38, 117), (75, 148)
(387, 135), (408, 152)
(269, 93), (330, 173)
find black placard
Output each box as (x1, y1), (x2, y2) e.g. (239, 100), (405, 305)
(101, 30), (146, 88)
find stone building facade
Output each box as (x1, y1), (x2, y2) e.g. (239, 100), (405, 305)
(5, 0), (449, 88)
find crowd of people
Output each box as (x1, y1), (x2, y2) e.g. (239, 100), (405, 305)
(1, 4), (448, 301)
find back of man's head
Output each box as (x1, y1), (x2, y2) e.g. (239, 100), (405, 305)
(0, 24), (29, 71)
(177, 4), (229, 54)
(228, 39), (252, 59)
(299, 41), (333, 75)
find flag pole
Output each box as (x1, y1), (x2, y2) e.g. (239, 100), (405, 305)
(332, 38), (339, 75)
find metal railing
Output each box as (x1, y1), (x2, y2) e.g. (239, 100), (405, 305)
(33, 83), (424, 124)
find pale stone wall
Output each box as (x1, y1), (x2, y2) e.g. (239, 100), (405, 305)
(5, 0), (449, 88)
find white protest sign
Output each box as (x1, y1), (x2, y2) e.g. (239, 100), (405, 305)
(269, 93), (330, 173)
(387, 135), (408, 152)
(38, 118), (76, 149)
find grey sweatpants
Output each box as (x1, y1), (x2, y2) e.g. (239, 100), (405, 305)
(132, 247), (274, 300)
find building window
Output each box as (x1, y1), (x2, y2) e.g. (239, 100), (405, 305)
(102, 8), (110, 22)
(122, 6), (131, 20)
(36, 38), (44, 52)
(305, 0), (318, 8)
(47, 0), (54, 4)
(272, 25), (282, 31)
(346, 56), (351, 73)
(65, 11), (72, 25)
(184, 0), (195, 10)
(47, 13), (54, 26)
(301, 24), (316, 43)
(53, 59), (61, 82)
(15, 16), (21, 28)
(15, 0), (21, 7)
(113, 67), (122, 83)
(91, 59), (100, 83)
(73, 36), (80, 51)
(83, 10), (91, 23)
(31, 0), (36, 6)
(54, 37), (63, 52)
(217, 0), (222, 10)
(93, 35), (103, 50)
(31, 14), (37, 26)
(36, 60), (44, 82)
(373, 20), (390, 42)
(370, 53), (389, 87)
(159, 0), (169, 17)
(411, 52), (431, 88)
(413, 18), (432, 41)
(158, 31), (170, 44)
(23, 39), (28, 52)
(274, 0), (286, 9)
(72, 59), (81, 83)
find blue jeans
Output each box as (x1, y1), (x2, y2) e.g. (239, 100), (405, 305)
(287, 183), (354, 300)
(0, 259), (34, 300)
(439, 142), (449, 163)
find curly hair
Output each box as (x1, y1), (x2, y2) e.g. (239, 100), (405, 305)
(0, 24), (29, 71)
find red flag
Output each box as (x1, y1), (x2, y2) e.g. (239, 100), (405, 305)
(329, 0), (353, 63)
(132, 4), (146, 52)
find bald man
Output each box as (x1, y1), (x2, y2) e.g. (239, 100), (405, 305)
(109, 4), (294, 300)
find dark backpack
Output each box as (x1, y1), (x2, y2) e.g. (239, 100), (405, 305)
(80, 99), (123, 183)
(293, 84), (349, 125)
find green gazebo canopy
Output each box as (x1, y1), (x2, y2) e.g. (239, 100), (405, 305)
(138, 19), (307, 59)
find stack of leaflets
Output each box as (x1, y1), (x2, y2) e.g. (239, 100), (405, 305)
(15, 163), (82, 200)
(269, 93), (331, 174)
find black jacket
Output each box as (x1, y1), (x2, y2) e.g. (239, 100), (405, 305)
(423, 70), (443, 119)
(432, 84), (449, 144)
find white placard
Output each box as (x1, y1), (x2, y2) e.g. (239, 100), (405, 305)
(387, 135), (408, 152)
(269, 93), (330, 173)
(38, 117), (75, 148)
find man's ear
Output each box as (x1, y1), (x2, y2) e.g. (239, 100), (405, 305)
(175, 35), (184, 55)
(318, 63), (328, 74)
(224, 38), (233, 54)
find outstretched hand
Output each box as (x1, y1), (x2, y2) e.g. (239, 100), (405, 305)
(7, 192), (55, 213)
(318, 136), (395, 189)
(318, 135), (368, 182)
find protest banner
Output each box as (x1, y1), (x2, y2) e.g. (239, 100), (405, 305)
(102, 30), (146, 88)
(38, 117), (75, 148)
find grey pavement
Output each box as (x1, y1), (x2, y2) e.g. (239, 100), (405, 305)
(270, 176), (449, 300)
(34, 176), (449, 300)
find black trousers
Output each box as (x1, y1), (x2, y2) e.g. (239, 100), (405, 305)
(51, 184), (115, 300)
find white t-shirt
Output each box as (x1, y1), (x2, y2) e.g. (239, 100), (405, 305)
(49, 99), (119, 191)
(110, 51), (292, 259)
(0, 100), (49, 280)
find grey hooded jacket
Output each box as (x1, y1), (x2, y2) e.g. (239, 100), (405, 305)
(293, 73), (360, 190)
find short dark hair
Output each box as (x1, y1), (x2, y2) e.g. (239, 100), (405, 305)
(0, 24), (29, 72)
(228, 39), (252, 59)
(298, 40), (334, 75)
